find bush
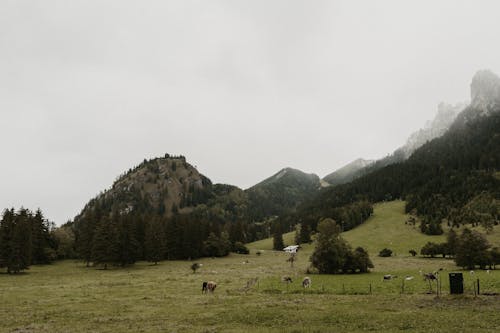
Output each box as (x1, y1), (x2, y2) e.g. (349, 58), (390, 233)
(378, 248), (392, 257)
(311, 219), (373, 274)
(233, 242), (249, 254)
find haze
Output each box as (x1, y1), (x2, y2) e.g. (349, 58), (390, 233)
(2, 0), (500, 224)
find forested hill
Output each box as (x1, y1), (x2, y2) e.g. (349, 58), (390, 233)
(74, 154), (214, 221)
(74, 157), (321, 228)
(72, 155), (323, 262)
(295, 70), (500, 237)
(245, 168), (321, 221)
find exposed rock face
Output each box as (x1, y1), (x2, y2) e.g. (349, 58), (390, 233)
(470, 70), (500, 113)
(75, 155), (214, 220)
(400, 102), (465, 158)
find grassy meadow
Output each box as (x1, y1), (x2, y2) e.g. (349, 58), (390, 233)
(1, 201), (499, 333)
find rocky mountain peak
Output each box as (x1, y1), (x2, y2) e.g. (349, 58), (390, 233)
(470, 69), (500, 112)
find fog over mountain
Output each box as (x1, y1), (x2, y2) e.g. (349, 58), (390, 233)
(2, 0), (500, 224)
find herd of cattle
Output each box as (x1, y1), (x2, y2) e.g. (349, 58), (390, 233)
(200, 270), (466, 294)
(202, 276), (311, 294)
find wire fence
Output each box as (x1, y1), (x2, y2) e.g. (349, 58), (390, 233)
(256, 271), (499, 296)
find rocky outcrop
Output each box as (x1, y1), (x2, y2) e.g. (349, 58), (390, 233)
(400, 102), (465, 158)
(470, 69), (500, 114)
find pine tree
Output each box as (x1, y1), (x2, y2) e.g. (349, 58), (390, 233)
(272, 223), (285, 251)
(446, 228), (458, 257)
(31, 209), (53, 264)
(299, 223), (312, 243)
(165, 217), (182, 259)
(8, 209), (32, 273)
(91, 217), (119, 269)
(75, 210), (99, 266)
(145, 217), (166, 264)
(116, 214), (139, 266)
(0, 209), (15, 271)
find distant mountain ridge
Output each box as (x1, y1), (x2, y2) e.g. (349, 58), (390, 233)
(322, 101), (466, 186)
(250, 167), (320, 188)
(323, 159), (374, 186)
(246, 167), (321, 221)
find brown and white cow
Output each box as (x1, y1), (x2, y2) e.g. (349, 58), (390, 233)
(202, 281), (217, 294)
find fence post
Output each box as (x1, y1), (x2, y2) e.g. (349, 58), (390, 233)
(477, 279), (480, 295)
(369, 283), (372, 295)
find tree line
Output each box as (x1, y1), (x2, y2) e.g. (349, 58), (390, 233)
(419, 228), (500, 270)
(74, 202), (252, 268)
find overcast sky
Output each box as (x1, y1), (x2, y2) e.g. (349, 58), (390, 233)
(2, 0), (500, 224)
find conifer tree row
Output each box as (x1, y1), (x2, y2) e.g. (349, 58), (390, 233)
(0, 208), (57, 273)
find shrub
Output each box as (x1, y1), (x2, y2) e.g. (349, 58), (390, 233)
(378, 248), (392, 257)
(233, 242), (250, 254)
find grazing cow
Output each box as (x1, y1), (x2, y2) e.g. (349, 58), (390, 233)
(422, 272), (438, 292)
(423, 272), (437, 281)
(383, 274), (397, 281)
(302, 277), (311, 288)
(206, 281), (217, 293)
(282, 276), (293, 284)
(470, 270), (475, 275)
(202, 281), (208, 294)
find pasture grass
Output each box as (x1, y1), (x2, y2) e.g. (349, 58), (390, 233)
(1, 256), (499, 333)
(1, 201), (499, 332)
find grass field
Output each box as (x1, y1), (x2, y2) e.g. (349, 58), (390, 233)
(1, 201), (499, 333)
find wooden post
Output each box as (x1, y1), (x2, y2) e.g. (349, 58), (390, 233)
(439, 275), (442, 296)
(401, 279), (405, 294)
(342, 284), (345, 294)
(477, 279), (480, 295)
(369, 283), (372, 294)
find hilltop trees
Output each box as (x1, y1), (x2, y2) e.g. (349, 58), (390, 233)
(310, 218), (373, 274)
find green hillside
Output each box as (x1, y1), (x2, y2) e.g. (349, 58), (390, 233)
(248, 200), (500, 256)
(342, 200), (445, 256)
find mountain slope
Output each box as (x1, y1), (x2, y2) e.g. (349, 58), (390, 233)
(74, 154), (214, 221)
(245, 168), (321, 221)
(299, 70), (500, 235)
(323, 102), (464, 186)
(323, 159), (374, 186)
